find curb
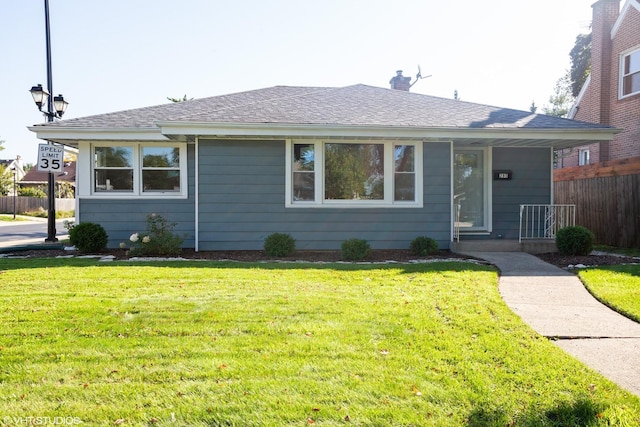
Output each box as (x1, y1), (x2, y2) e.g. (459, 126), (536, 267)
(0, 243), (65, 253)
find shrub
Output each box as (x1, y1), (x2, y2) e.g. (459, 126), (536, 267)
(18, 186), (47, 198)
(556, 226), (595, 256)
(68, 222), (108, 253)
(341, 238), (371, 261)
(410, 236), (439, 256)
(125, 214), (184, 257)
(22, 207), (47, 218)
(264, 233), (296, 257)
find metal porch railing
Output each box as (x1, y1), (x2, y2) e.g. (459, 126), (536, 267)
(519, 204), (575, 243)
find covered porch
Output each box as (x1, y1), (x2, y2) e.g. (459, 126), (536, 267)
(451, 204), (575, 254)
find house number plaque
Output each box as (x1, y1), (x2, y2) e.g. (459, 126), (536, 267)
(493, 170), (513, 180)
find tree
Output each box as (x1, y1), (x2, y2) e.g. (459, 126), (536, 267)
(0, 139), (10, 195)
(542, 71), (574, 118)
(324, 144), (384, 200)
(570, 33), (591, 97)
(0, 165), (11, 196)
(545, 31), (591, 116)
(167, 94), (192, 103)
(530, 101), (538, 113)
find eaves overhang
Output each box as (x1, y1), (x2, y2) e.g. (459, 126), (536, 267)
(27, 126), (170, 146)
(157, 121), (621, 149)
(29, 121), (621, 150)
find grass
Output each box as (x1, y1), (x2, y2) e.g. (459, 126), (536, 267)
(579, 264), (640, 323)
(0, 258), (639, 426)
(0, 215), (31, 222)
(0, 211), (74, 221)
(19, 209), (75, 219)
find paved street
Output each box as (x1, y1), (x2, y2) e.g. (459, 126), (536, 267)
(0, 217), (71, 248)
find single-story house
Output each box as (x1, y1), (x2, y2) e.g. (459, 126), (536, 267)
(20, 161), (76, 198)
(29, 74), (618, 251)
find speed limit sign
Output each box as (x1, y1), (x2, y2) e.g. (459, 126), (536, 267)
(37, 144), (65, 173)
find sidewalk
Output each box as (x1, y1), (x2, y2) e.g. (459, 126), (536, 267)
(463, 251), (640, 397)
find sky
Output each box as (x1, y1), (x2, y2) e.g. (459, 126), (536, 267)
(1, 0), (599, 164)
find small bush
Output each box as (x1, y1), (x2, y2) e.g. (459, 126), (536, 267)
(341, 238), (371, 261)
(68, 222), (108, 253)
(126, 214), (184, 257)
(410, 236), (439, 256)
(556, 226), (595, 256)
(264, 233), (296, 257)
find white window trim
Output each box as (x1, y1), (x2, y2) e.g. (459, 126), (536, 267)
(78, 141), (188, 199)
(619, 46), (640, 99)
(578, 148), (590, 166)
(285, 139), (423, 208)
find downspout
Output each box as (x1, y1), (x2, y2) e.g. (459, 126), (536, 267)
(450, 140), (455, 242)
(550, 147), (554, 204)
(195, 137), (199, 252)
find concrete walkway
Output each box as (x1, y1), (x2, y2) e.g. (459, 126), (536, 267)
(463, 251), (640, 397)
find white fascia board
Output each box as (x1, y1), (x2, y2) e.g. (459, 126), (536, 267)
(568, 74), (591, 119)
(157, 121), (620, 142)
(28, 126), (169, 144)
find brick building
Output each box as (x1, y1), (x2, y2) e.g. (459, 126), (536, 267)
(562, 0), (640, 167)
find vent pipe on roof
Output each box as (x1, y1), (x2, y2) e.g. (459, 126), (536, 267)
(389, 70), (411, 91)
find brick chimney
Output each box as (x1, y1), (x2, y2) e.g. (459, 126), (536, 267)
(389, 70), (411, 91)
(591, 0), (620, 161)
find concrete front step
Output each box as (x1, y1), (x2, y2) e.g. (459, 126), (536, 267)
(450, 239), (557, 254)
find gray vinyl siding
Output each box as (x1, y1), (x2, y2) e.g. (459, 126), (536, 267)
(78, 144), (196, 248)
(198, 139), (451, 250)
(491, 147), (552, 239)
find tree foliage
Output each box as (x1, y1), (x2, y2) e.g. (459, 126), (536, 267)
(569, 33), (591, 97)
(324, 144), (384, 200)
(545, 32), (591, 118)
(0, 165), (12, 196)
(167, 94), (192, 103)
(542, 71), (574, 118)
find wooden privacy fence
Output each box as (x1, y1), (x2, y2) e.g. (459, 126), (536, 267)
(0, 196), (75, 214)
(554, 157), (640, 248)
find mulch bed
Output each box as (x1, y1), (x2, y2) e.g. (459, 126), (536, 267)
(4, 248), (638, 269)
(8, 248), (470, 263)
(536, 252), (638, 268)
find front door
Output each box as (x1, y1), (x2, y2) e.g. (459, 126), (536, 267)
(454, 148), (491, 232)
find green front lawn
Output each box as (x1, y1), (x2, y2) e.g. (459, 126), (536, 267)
(0, 259), (638, 426)
(579, 264), (640, 323)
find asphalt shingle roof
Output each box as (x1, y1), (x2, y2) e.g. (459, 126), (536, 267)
(37, 84), (607, 131)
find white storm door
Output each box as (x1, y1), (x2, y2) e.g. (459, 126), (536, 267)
(454, 148), (491, 232)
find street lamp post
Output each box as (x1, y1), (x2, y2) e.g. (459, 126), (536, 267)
(29, 0), (68, 243)
(10, 166), (17, 220)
